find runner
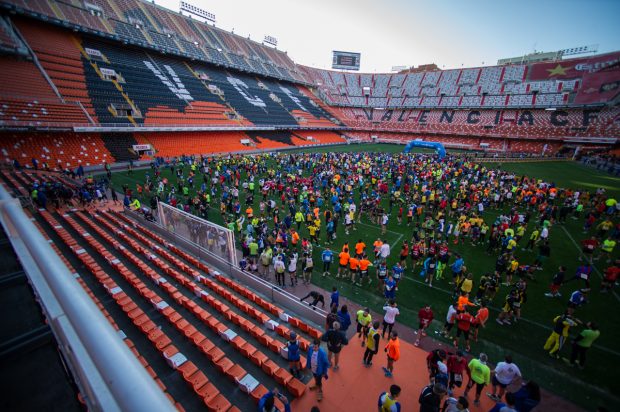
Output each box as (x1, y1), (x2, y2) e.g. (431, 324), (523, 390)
(464, 353), (490, 407)
(381, 300), (400, 339)
(363, 321), (381, 367)
(321, 321), (348, 371)
(415, 304), (434, 346)
(382, 331), (401, 378)
(378, 384), (402, 412)
(356, 307), (372, 346)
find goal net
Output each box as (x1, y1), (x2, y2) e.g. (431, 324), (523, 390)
(157, 202), (237, 266)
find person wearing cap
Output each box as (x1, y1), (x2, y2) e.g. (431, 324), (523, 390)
(442, 395), (469, 412)
(286, 332), (301, 378)
(464, 353), (490, 406)
(419, 382), (447, 412)
(378, 384), (402, 412)
(321, 320), (348, 371)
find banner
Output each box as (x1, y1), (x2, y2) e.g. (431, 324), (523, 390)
(574, 70), (620, 104)
(528, 51), (620, 80)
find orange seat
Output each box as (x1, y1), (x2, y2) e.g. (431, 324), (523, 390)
(239, 342), (257, 358)
(204, 393), (231, 411)
(206, 346), (225, 363)
(177, 361), (198, 379)
(187, 371), (209, 393)
(261, 359), (279, 377)
(249, 350), (268, 367)
(274, 368), (293, 385)
(286, 378), (307, 398)
(225, 364), (246, 381)
(196, 381), (220, 403)
(250, 384), (269, 403)
(215, 357), (234, 374)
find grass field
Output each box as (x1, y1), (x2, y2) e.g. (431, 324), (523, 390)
(106, 143), (620, 410)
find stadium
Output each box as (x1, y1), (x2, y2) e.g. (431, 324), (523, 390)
(0, 0), (618, 411)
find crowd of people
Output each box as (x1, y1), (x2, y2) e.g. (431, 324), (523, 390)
(100, 149), (617, 411)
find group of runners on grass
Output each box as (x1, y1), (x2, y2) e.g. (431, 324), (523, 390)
(117, 150), (617, 410)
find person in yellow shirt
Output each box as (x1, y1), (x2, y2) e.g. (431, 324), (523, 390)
(308, 224), (318, 244)
(506, 257), (519, 285)
(363, 321), (381, 366)
(460, 273), (474, 295)
(356, 308), (372, 345)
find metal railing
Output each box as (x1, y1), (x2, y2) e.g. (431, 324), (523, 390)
(0, 185), (174, 412)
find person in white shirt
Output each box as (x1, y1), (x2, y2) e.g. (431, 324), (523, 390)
(379, 242), (391, 263)
(381, 213), (389, 234)
(382, 300), (400, 338)
(442, 304), (458, 338)
(489, 355), (521, 401)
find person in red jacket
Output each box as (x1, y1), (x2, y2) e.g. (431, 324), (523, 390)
(415, 304), (434, 347)
(601, 261), (619, 293)
(447, 350), (468, 391)
(454, 309), (474, 352)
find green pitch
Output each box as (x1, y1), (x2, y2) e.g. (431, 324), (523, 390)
(106, 143), (620, 410)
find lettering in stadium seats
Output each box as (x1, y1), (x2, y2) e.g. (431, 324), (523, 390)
(227, 77), (266, 108)
(494, 111), (501, 125)
(397, 110), (408, 122)
(517, 111), (533, 126)
(550, 110), (568, 126)
(439, 110), (455, 123)
(419, 110), (430, 123)
(381, 110), (393, 121)
(582, 109), (599, 127)
(363, 109), (373, 121)
(143, 61), (194, 101)
(466, 111), (480, 124)
(279, 86), (308, 112)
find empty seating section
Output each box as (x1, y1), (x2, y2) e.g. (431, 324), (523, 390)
(15, 19), (96, 122)
(26, 204), (322, 410)
(1, 0), (298, 82)
(0, 132), (113, 168)
(0, 54), (91, 126)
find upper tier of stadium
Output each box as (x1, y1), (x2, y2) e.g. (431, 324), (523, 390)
(0, 0), (618, 142)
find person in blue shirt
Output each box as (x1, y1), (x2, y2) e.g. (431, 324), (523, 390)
(322, 247), (334, 276)
(337, 305), (351, 332)
(391, 263), (404, 290)
(451, 254), (465, 284)
(488, 391), (517, 412)
(258, 388), (290, 412)
(330, 286), (339, 310)
(305, 339), (330, 401)
(384, 275), (396, 300)
(287, 332), (302, 378)
(378, 384), (402, 412)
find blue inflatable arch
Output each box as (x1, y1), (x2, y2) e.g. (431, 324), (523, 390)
(403, 140), (446, 159)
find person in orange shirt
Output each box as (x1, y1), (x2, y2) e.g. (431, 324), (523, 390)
(290, 229), (300, 248)
(457, 292), (477, 311)
(359, 255), (372, 286)
(373, 238), (383, 261)
(245, 206), (253, 219)
(338, 249), (350, 279)
(472, 301), (489, 342)
(355, 239), (366, 258)
(349, 256), (360, 284)
(382, 331), (400, 378)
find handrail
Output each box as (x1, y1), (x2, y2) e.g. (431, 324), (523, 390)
(0, 185), (174, 412)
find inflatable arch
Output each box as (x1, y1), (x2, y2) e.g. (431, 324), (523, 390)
(403, 140), (446, 159)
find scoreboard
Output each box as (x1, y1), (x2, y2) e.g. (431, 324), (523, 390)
(332, 51), (361, 71)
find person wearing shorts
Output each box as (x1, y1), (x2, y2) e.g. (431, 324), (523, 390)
(359, 255), (371, 286)
(415, 304), (434, 346)
(356, 308), (372, 346)
(376, 262), (388, 291)
(442, 303), (457, 338)
(454, 309), (474, 352)
(464, 353), (490, 407)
